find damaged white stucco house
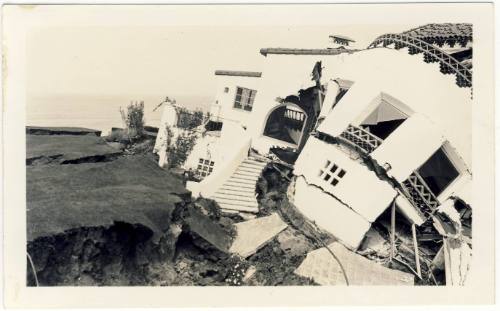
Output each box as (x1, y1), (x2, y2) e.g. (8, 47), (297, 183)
(154, 23), (473, 285)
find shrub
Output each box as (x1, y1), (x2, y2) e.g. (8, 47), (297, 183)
(176, 108), (206, 130)
(120, 101), (145, 139)
(105, 128), (127, 143)
(163, 125), (198, 168)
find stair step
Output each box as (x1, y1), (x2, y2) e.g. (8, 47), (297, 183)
(228, 175), (258, 183)
(217, 202), (259, 213)
(236, 165), (263, 174)
(231, 173), (259, 180)
(221, 182), (256, 190)
(248, 155), (269, 163)
(213, 197), (258, 208)
(243, 159), (268, 167)
(216, 188), (256, 196)
(213, 193), (256, 203)
(234, 169), (261, 178)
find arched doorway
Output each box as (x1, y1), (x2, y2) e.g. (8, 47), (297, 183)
(263, 103), (308, 147)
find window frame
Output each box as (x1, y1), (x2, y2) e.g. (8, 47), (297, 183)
(233, 86), (257, 112)
(423, 142), (471, 203)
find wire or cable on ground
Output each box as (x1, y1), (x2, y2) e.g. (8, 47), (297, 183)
(27, 252), (39, 287)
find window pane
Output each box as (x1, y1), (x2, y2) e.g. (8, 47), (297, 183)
(417, 148), (459, 196)
(324, 174), (331, 181)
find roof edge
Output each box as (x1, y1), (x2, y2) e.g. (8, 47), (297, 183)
(260, 47), (357, 57)
(214, 70), (262, 78)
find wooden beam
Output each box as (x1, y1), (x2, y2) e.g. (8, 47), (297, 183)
(390, 200), (396, 261)
(412, 223), (422, 278)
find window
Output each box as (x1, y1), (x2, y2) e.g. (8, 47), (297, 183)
(234, 87), (257, 111)
(319, 160), (347, 187)
(196, 158), (215, 178)
(417, 147), (460, 197)
(360, 100), (409, 140)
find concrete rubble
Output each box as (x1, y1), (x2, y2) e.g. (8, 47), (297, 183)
(229, 213), (288, 258)
(295, 242), (414, 285)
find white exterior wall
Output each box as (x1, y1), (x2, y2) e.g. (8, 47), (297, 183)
(293, 176), (371, 249)
(294, 136), (397, 223)
(212, 75), (261, 128)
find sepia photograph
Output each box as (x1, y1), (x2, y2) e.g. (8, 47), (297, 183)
(2, 2), (495, 307)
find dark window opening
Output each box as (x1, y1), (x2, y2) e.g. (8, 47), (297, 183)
(360, 100), (408, 140)
(417, 148), (460, 197)
(333, 88), (349, 109)
(362, 119), (406, 140)
(205, 120), (223, 132)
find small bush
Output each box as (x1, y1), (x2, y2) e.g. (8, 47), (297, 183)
(163, 125), (198, 168)
(105, 129), (128, 143)
(176, 108), (206, 130)
(120, 101), (145, 139)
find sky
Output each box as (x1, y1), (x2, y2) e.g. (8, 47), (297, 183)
(25, 6), (417, 105)
(28, 25), (412, 100)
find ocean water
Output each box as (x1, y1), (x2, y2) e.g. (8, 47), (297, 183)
(27, 94), (212, 135)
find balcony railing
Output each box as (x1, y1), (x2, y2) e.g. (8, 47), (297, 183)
(401, 172), (440, 217)
(339, 124), (383, 154)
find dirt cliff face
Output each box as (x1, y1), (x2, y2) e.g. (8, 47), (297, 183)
(27, 222), (182, 286)
(26, 131), (190, 286)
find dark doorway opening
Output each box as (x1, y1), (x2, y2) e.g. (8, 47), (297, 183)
(263, 105), (307, 146)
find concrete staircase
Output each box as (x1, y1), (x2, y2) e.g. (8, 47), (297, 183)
(211, 156), (268, 213)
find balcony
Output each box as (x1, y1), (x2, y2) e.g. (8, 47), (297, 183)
(401, 172), (440, 216)
(339, 124), (383, 154)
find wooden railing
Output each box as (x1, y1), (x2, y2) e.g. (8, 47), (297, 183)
(339, 124), (383, 154)
(401, 172), (440, 217)
(284, 108), (305, 122)
(368, 33), (472, 88)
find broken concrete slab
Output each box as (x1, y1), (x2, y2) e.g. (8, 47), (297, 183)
(229, 213), (288, 258)
(295, 242), (414, 285)
(27, 134), (121, 164)
(184, 205), (234, 253)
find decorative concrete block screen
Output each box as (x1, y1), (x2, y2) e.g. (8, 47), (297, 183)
(319, 160), (347, 187)
(197, 158), (215, 177)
